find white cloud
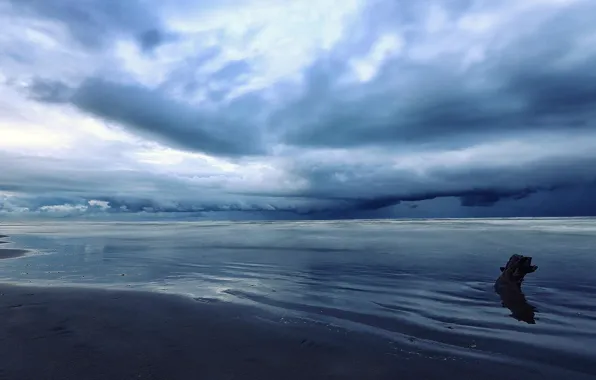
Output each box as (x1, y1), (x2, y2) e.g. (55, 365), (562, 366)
(350, 34), (404, 82)
(39, 204), (88, 214)
(88, 200), (110, 209)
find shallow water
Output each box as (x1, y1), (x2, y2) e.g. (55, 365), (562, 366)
(1, 218), (595, 375)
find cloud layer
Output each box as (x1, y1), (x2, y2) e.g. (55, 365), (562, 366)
(2, 0), (596, 219)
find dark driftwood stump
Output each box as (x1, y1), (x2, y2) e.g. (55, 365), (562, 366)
(495, 254), (538, 324)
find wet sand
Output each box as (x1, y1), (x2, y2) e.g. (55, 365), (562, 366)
(0, 284), (593, 380)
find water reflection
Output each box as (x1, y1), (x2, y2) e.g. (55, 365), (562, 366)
(495, 254), (539, 324)
(495, 283), (538, 324)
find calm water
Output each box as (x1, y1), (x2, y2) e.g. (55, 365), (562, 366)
(1, 219), (596, 375)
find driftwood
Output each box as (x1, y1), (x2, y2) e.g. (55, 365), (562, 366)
(495, 254), (538, 324)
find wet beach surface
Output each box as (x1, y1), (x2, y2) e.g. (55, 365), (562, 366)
(1, 219), (595, 379)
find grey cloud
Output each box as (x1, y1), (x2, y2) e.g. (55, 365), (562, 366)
(138, 29), (179, 53)
(7, 0), (162, 50)
(280, 61), (596, 150)
(211, 60), (252, 81)
(25, 74), (266, 157)
(2, 148), (596, 219)
(68, 78), (265, 156)
(205, 60), (253, 101)
(26, 79), (74, 103)
(0, 153), (320, 217)
(281, 150), (596, 214)
(275, 2), (596, 150)
(160, 45), (223, 95)
(385, 186), (596, 219)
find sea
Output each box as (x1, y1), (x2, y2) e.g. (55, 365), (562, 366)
(1, 218), (595, 376)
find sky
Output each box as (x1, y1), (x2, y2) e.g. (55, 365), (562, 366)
(1, 0), (596, 219)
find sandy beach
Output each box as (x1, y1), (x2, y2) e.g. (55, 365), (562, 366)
(0, 283), (426, 380)
(0, 282), (593, 380)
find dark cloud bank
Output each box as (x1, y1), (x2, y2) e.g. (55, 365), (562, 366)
(4, 0), (596, 219)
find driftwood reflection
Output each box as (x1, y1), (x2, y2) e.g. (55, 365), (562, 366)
(495, 254), (538, 324)
(495, 282), (537, 324)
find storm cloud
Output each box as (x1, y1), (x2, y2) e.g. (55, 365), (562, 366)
(275, 3), (596, 150)
(2, 0), (596, 219)
(71, 79), (265, 156)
